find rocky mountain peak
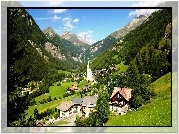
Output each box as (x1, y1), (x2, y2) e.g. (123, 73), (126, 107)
(135, 13), (149, 19)
(60, 31), (90, 46)
(43, 27), (56, 39)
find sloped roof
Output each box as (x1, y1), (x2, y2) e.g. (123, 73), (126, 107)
(82, 96), (97, 106)
(119, 87), (132, 101)
(56, 101), (73, 111)
(72, 98), (83, 104)
(110, 87), (132, 101)
(110, 87), (121, 99)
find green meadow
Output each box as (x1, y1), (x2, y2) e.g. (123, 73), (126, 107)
(113, 62), (129, 75)
(27, 79), (89, 119)
(105, 72), (171, 127)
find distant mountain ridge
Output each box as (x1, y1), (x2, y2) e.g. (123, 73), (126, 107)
(84, 14), (149, 62)
(110, 14), (149, 39)
(60, 31), (91, 46)
(43, 27), (87, 64)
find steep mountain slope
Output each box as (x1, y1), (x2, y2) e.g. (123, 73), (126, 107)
(8, 8), (83, 90)
(90, 9), (171, 82)
(110, 14), (149, 39)
(8, 8), (76, 126)
(60, 31), (90, 47)
(43, 27), (86, 64)
(84, 14), (149, 61)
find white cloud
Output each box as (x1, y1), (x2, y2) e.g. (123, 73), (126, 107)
(73, 18), (79, 23)
(54, 9), (67, 14)
(34, 15), (60, 22)
(79, 30), (93, 36)
(78, 30), (95, 45)
(63, 17), (71, 22)
(129, 9), (159, 17)
(52, 15), (61, 22)
(34, 17), (52, 20)
(129, 1), (163, 17)
(64, 22), (73, 29)
(62, 17), (74, 31)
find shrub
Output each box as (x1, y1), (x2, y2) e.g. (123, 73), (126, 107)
(47, 96), (52, 102)
(57, 83), (61, 86)
(63, 92), (69, 98)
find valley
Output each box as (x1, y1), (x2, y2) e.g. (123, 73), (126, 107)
(7, 7), (172, 128)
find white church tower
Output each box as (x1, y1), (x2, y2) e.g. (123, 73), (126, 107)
(87, 61), (93, 81)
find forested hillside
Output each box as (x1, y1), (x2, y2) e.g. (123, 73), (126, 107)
(91, 9), (171, 82)
(84, 14), (149, 62)
(8, 8), (76, 126)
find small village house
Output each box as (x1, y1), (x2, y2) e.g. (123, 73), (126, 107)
(36, 120), (43, 126)
(71, 98), (84, 113)
(109, 87), (132, 115)
(81, 96), (98, 117)
(56, 101), (73, 119)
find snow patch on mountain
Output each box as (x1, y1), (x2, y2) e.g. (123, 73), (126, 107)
(77, 33), (95, 45)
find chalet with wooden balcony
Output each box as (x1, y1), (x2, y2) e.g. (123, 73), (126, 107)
(109, 87), (132, 114)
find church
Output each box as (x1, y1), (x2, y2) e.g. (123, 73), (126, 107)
(86, 61), (93, 81)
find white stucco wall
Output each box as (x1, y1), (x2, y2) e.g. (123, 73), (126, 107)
(59, 110), (70, 118)
(77, 106), (81, 113)
(110, 105), (113, 111)
(113, 105), (122, 114)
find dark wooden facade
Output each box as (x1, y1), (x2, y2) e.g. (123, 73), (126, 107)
(110, 91), (128, 107)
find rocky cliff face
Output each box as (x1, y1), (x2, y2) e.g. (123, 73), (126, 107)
(110, 14), (149, 39)
(45, 42), (66, 60)
(60, 31), (91, 46)
(43, 27), (86, 63)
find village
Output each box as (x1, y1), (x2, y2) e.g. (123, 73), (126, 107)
(35, 61), (132, 126)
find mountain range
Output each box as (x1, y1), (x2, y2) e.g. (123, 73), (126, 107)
(8, 8), (153, 72)
(41, 14), (149, 64)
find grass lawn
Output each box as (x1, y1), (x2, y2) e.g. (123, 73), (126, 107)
(105, 72), (171, 127)
(58, 70), (71, 75)
(78, 80), (88, 88)
(49, 82), (77, 99)
(34, 82), (78, 102)
(35, 94), (49, 102)
(27, 79), (93, 119)
(113, 62), (129, 76)
(49, 120), (69, 126)
(26, 93), (80, 119)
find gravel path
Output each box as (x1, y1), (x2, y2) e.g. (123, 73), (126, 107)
(59, 114), (76, 126)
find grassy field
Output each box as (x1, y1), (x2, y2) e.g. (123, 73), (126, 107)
(105, 72), (171, 127)
(49, 120), (69, 126)
(27, 79), (90, 118)
(78, 80), (88, 88)
(35, 82), (77, 102)
(58, 70), (71, 74)
(113, 62), (129, 75)
(49, 82), (77, 98)
(26, 93), (80, 118)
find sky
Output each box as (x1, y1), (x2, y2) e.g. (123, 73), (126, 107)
(23, 1), (163, 44)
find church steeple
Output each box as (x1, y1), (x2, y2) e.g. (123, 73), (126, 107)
(87, 60), (93, 81)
